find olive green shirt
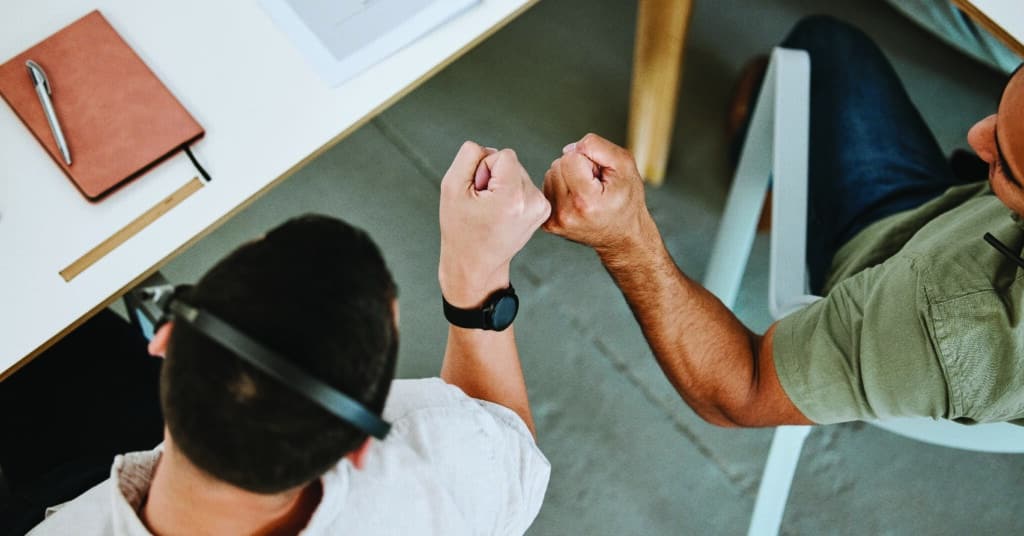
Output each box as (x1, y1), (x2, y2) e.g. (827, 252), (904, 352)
(774, 182), (1024, 424)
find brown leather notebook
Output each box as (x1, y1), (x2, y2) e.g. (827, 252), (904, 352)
(0, 10), (204, 200)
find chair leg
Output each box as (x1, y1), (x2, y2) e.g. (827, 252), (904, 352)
(627, 0), (694, 186)
(747, 426), (812, 536)
(703, 138), (773, 307)
(704, 50), (782, 308)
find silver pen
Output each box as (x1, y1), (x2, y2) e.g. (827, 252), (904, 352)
(25, 60), (71, 166)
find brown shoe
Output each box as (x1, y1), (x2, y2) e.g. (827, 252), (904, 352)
(725, 55), (771, 231)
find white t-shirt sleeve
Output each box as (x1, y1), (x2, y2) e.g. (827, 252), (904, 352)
(382, 378), (550, 535)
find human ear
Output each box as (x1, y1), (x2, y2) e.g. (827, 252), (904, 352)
(148, 322), (173, 358)
(967, 114), (998, 164)
(391, 298), (400, 330)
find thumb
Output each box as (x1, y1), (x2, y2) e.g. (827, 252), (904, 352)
(563, 133), (628, 172)
(559, 152), (602, 194)
(473, 147), (500, 190)
(484, 149), (526, 190)
(443, 141), (489, 191)
(474, 159), (491, 191)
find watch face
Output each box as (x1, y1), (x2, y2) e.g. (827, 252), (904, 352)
(489, 294), (519, 331)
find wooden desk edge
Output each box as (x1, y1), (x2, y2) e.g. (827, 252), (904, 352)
(952, 0), (1024, 59)
(0, 0), (541, 383)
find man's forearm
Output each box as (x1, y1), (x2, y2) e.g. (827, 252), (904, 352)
(438, 263), (535, 436)
(435, 142), (547, 437)
(597, 219), (767, 426)
(540, 133), (808, 426)
(440, 326), (535, 435)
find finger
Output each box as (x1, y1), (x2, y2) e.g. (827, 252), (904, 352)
(443, 141), (489, 191)
(473, 159), (491, 191)
(542, 168), (557, 202)
(543, 162), (569, 202)
(563, 133), (628, 171)
(529, 185), (553, 226)
(540, 182), (559, 232)
(485, 149), (526, 190)
(518, 167), (549, 223)
(558, 152), (602, 196)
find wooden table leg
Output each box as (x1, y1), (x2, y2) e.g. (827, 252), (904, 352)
(627, 0), (694, 186)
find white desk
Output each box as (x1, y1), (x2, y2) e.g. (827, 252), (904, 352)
(954, 0), (1024, 57)
(0, 0), (537, 379)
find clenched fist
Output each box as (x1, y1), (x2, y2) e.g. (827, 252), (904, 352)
(439, 142), (551, 307)
(542, 133), (657, 257)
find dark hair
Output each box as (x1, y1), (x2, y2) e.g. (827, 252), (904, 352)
(161, 214), (398, 494)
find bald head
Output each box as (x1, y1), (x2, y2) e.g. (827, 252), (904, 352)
(996, 66), (1024, 186)
(968, 65), (1024, 215)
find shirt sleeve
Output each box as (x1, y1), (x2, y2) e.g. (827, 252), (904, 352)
(772, 256), (951, 423)
(382, 378), (551, 535)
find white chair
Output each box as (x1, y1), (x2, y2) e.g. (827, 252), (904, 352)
(704, 47), (1024, 536)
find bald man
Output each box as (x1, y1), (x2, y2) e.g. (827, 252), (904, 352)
(541, 16), (1024, 427)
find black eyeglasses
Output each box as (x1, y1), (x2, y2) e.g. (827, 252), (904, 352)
(994, 132), (1022, 189)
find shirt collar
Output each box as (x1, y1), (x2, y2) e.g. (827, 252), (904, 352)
(109, 449), (162, 536)
(982, 183), (1024, 232)
(107, 447), (350, 536)
(297, 460), (351, 534)
(1011, 211), (1024, 232)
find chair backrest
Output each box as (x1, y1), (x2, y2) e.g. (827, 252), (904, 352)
(764, 47), (1024, 453)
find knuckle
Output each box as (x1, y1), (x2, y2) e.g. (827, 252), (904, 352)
(574, 198), (592, 217)
(620, 146), (637, 163)
(529, 190), (547, 208)
(539, 198), (553, 220)
(547, 203), (565, 222)
(579, 133), (600, 150)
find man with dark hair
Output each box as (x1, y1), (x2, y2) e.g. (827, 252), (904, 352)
(541, 16), (1024, 427)
(26, 142), (552, 535)
(158, 215), (399, 496)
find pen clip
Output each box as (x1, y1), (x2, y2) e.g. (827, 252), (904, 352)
(25, 60), (51, 95)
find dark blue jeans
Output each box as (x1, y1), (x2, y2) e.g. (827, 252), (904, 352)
(779, 16), (966, 292)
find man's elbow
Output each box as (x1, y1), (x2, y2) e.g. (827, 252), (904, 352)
(695, 409), (743, 428)
(689, 385), (811, 428)
(688, 388), (763, 428)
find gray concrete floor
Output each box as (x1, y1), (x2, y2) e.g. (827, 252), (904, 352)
(158, 0), (1023, 534)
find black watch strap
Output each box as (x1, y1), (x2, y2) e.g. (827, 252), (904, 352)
(442, 297), (489, 329)
(442, 284), (517, 331)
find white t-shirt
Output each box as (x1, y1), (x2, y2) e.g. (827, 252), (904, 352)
(27, 378), (550, 535)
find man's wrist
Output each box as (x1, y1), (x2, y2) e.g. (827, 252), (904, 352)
(595, 214), (664, 270)
(438, 263), (511, 309)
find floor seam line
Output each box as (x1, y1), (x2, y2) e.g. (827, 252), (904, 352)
(371, 117), (444, 187)
(590, 333), (757, 496)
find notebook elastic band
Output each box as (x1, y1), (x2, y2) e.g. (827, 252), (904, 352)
(184, 145), (211, 183)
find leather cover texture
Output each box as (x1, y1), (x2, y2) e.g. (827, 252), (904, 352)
(0, 10), (204, 200)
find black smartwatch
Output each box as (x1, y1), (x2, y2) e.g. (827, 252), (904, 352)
(442, 284), (519, 331)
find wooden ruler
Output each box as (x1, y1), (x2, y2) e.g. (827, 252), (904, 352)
(60, 177), (204, 281)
